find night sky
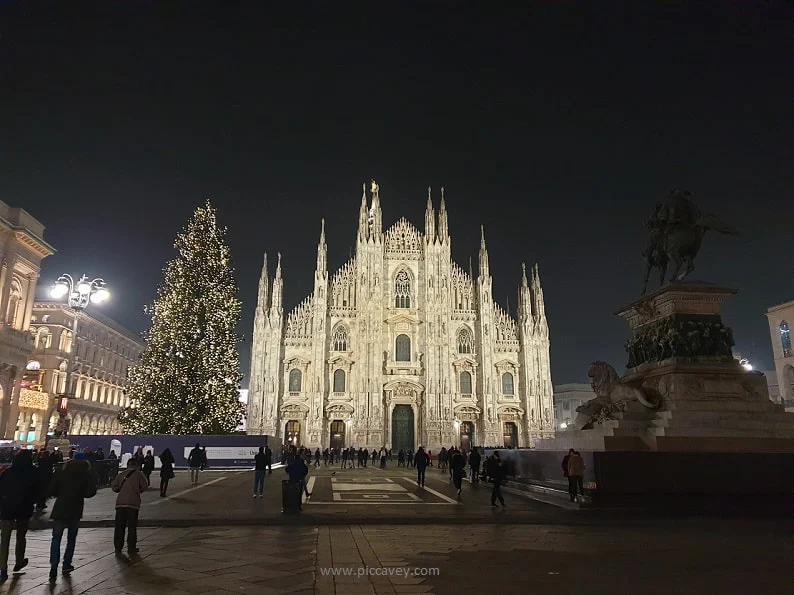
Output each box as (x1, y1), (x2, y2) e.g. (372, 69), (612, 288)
(1, 2), (791, 385)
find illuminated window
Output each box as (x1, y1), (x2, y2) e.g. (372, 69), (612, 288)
(781, 321), (792, 358)
(502, 372), (514, 395)
(460, 371), (472, 394)
(288, 368), (302, 392)
(333, 369), (346, 392)
(395, 334), (411, 362)
(394, 270), (411, 308)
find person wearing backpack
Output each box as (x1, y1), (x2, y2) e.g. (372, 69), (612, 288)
(111, 458), (149, 558)
(0, 450), (39, 581)
(48, 452), (98, 582)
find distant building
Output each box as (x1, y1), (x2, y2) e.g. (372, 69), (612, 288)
(553, 383), (595, 430)
(18, 303), (144, 446)
(0, 203), (54, 441)
(766, 299), (794, 409)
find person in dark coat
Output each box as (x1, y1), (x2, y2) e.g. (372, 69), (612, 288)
(264, 446), (273, 473)
(253, 447), (267, 498)
(35, 449), (55, 512)
(414, 447), (430, 487)
(0, 450), (38, 581)
(488, 451), (506, 507)
(159, 448), (175, 497)
(188, 443), (203, 485)
(142, 450), (155, 486)
(449, 448), (466, 499)
(469, 448), (482, 484)
(48, 453), (98, 582)
(285, 455), (308, 511)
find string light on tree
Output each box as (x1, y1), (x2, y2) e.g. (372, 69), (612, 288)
(118, 200), (244, 435)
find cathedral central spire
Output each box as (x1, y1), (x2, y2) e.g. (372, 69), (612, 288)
(437, 187), (449, 241)
(478, 225), (490, 278)
(316, 218), (327, 273)
(368, 179), (382, 240)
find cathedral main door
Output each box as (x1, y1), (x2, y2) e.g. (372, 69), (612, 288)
(391, 405), (414, 452)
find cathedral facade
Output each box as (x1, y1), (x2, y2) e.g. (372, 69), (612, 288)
(247, 182), (555, 451)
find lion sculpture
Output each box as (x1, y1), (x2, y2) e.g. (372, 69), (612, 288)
(572, 361), (663, 430)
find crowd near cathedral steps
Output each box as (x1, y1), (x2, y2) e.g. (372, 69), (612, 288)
(247, 181), (554, 451)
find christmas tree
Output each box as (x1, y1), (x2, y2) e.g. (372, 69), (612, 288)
(119, 201), (244, 434)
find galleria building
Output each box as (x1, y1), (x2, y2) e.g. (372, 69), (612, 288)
(247, 182), (554, 451)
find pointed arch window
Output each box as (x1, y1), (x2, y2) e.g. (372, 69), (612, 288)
(332, 325), (348, 351)
(457, 327), (474, 354)
(394, 270), (411, 308)
(460, 371), (472, 395)
(781, 321), (792, 358)
(289, 368), (302, 392)
(502, 372), (515, 395)
(395, 334), (411, 362)
(333, 369), (346, 392)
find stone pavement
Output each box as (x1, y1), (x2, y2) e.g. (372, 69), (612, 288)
(0, 520), (789, 594)
(50, 464), (573, 528)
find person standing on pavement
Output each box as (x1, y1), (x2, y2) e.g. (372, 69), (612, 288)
(567, 450), (585, 502)
(469, 447), (481, 484)
(314, 448), (321, 468)
(142, 450), (155, 486)
(450, 448), (466, 499)
(159, 448), (175, 497)
(253, 446), (267, 498)
(0, 450), (38, 581)
(188, 443), (203, 485)
(285, 455), (309, 511)
(48, 452), (98, 582)
(562, 449), (573, 499)
(414, 447), (429, 487)
(111, 458), (149, 558)
(379, 446), (388, 469)
(488, 451), (506, 507)
(35, 449), (54, 512)
(265, 446), (273, 474)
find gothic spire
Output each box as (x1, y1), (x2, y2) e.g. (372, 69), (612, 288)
(437, 186), (449, 240)
(424, 186), (436, 243)
(369, 179), (382, 239)
(255, 252), (270, 316)
(478, 225), (490, 278)
(270, 252), (283, 315)
(521, 262), (529, 288)
(532, 262), (547, 323)
(316, 218), (327, 272)
(358, 183), (369, 242)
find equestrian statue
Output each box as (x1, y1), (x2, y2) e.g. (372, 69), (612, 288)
(642, 190), (738, 294)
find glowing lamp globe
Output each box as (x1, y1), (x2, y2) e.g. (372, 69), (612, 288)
(50, 282), (69, 299)
(90, 288), (110, 304)
(76, 280), (92, 295)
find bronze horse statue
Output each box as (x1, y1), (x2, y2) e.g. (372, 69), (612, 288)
(642, 191), (738, 294)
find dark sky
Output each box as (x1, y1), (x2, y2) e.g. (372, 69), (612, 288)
(1, 1), (792, 385)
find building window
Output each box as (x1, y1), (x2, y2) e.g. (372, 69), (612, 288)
(288, 368), (302, 392)
(394, 270), (411, 308)
(333, 369), (346, 392)
(331, 325), (348, 351)
(460, 371), (472, 395)
(395, 334), (411, 362)
(457, 327), (474, 354)
(502, 372), (515, 395)
(781, 321), (792, 358)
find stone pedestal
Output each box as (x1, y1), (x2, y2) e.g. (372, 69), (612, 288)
(537, 282), (794, 452)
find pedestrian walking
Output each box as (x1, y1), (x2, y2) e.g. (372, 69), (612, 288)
(322, 448), (329, 466)
(253, 446), (267, 498)
(414, 447), (429, 487)
(379, 446), (387, 469)
(159, 448), (175, 497)
(188, 443), (203, 485)
(567, 450), (585, 502)
(285, 455), (308, 511)
(265, 446), (273, 474)
(111, 458), (149, 558)
(488, 451), (506, 507)
(0, 451), (38, 581)
(314, 448), (321, 467)
(48, 453), (98, 582)
(562, 448), (573, 498)
(450, 448), (466, 499)
(469, 447), (481, 483)
(142, 450), (155, 486)
(439, 447), (448, 472)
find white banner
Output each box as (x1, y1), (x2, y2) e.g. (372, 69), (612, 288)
(183, 446), (259, 461)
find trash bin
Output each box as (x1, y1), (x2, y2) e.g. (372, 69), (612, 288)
(281, 480), (302, 513)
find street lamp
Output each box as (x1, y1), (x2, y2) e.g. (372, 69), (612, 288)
(48, 274), (110, 437)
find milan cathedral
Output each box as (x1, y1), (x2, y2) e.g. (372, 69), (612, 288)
(247, 181), (555, 451)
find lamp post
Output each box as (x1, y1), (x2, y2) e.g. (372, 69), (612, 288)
(48, 274), (110, 437)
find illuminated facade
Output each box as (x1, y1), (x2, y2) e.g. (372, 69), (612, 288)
(247, 182), (554, 451)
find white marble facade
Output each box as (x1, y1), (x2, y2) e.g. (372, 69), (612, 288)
(247, 182), (554, 451)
